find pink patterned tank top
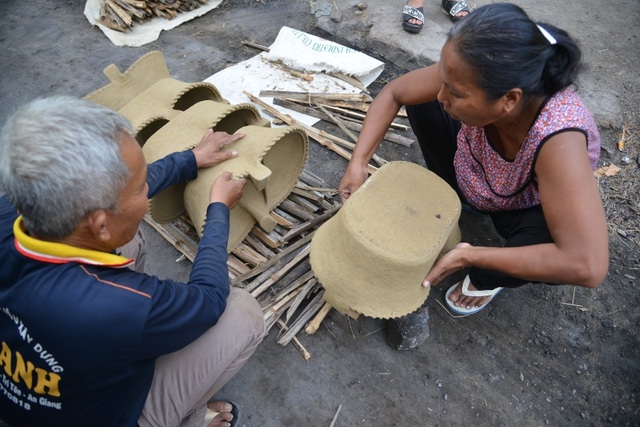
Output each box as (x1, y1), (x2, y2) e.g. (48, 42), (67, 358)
(454, 89), (600, 212)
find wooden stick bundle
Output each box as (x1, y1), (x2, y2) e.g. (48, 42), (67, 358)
(99, 0), (207, 32)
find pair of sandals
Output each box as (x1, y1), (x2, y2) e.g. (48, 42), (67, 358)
(402, 0), (470, 34)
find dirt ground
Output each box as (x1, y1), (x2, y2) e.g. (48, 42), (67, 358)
(0, 0), (639, 426)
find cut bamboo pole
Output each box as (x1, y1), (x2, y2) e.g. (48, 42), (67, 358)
(262, 270), (315, 311)
(277, 291), (325, 346)
(245, 90), (378, 175)
(272, 98), (413, 147)
(322, 104), (409, 131)
(286, 278), (318, 321)
(258, 90), (371, 103)
(241, 39), (270, 52)
(250, 226), (282, 249)
(279, 199), (316, 221)
(279, 204), (341, 243)
(250, 244), (311, 298)
(330, 72), (369, 94)
(277, 320), (311, 361)
(142, 214), (197, 261)
(300, 169), (328, 188)
(304, 302), (333, 334)
(232, 231), (315, 286)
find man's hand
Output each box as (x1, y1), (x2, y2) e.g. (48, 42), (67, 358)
(210, 171), (246, 209)
(192, 129), (245, 168)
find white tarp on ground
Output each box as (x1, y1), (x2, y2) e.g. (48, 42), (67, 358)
(205, 26), (384, 126)
(84, 0), (224, 47)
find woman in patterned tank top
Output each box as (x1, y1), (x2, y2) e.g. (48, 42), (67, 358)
(339, 3), (608, 316)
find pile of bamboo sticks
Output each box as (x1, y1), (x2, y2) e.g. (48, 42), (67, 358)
(99, 0), (207, 32)
(143, 170), (342, 360)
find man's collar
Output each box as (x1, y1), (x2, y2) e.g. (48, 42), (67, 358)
(13, 216), (134, 268)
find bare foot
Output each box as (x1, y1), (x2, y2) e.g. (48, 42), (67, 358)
(206, 401), (234, 427)
(448, 278), (491, 310)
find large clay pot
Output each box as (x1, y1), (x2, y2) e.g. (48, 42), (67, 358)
(310, 161), (461, 319)
(141, 100), (275, 226)
(184, 125), (308, 252)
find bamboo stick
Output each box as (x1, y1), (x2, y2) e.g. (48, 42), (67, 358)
(330, 72), (369, 94)
(233, 232), (315, 286)
(286, 278), (318, 321)
(258, 90), (371, 103)
(305, 302), (333, 334)
(299, 169), (328, 188)
(250, 244), (311, 297)
(277, 291), (325, 346)
(250, 226), (283, 249)
(321, 104), (409, 131)
(241, 39), (270, 52)
(279, 204), (341, 243)
(279, 199), (316, 221)
(277, 320), (311, 361)
(261, 270), (315, 311)
(273, 98), (413, 147)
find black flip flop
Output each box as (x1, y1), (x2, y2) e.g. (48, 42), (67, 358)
(205, 400), (241, 427)
(402, 4), (424, 34)
(441, 0), (470, 22)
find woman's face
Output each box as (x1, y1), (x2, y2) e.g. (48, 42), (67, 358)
(437, 41), (503, 127)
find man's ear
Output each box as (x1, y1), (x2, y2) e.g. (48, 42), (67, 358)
(502, 88), (523, 114)
(84, 209), (112, 243)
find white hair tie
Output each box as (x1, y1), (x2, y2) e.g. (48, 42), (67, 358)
(537, 24), (557, 45)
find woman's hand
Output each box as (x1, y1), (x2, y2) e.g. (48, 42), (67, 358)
(338, 162), (369, 202)
(192, 129), (244, 168)
(422, 242), (472, 287)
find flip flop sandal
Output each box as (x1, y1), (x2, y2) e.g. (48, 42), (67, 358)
(402, 4), (424, 34)
(445, 275), (503, 316)
(441, 0), (470, 22)
(203, 401), (241, 427)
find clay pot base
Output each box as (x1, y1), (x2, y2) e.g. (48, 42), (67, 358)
(184, 125), (308, 251)
(310, 161), (461, 319)
(85, 51), (308, 253)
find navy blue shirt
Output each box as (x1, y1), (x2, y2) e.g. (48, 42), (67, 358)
(0, 151), (231, 426)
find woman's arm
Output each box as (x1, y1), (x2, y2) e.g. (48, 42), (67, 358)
(424, 131), (609, 288)
(339, 64), (443, 200)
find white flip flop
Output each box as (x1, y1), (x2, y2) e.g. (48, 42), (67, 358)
(445, 275), (503, 316)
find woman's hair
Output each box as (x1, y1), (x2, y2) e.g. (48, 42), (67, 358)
(447, 3), (583, 100)
(0, 96), (134, 239)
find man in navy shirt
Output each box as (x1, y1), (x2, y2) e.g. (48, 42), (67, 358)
(0, 96), (265, 427)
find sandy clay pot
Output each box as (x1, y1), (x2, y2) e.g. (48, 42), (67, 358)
(310, 161), (461, 319)
(85, 50), (308, 253)
(184, 124), (309, 251)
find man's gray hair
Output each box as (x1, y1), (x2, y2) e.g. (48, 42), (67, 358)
(0, 96), (134, 240)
